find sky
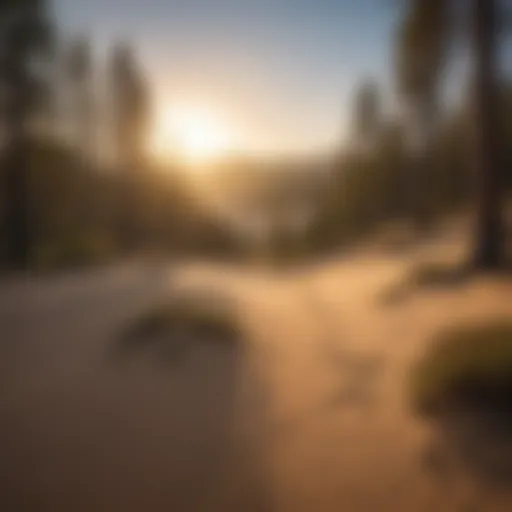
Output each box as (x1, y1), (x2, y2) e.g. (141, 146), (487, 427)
(53, 0), (400, 156)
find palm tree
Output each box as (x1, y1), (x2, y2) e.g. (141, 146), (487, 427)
(396, 0), (506, 268)
(0, 0), (53, 269)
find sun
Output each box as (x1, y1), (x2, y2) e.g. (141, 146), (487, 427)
(150, 105), (234, 165)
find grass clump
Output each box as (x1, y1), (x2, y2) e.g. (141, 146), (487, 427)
(119, 292), (240, 358)
(379, 261), (468, 306)
(411, 321), (512, 417)
(407, 261), (469, 289)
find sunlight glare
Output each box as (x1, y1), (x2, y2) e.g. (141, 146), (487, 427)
(150, 106), (234, 166)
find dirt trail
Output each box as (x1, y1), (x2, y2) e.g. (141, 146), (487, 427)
(173, 239), (512, 512)
(1, 238), (512, 511)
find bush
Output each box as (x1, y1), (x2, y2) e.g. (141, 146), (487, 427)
(411, 321), (512, 416)
(119, 292), (240, 357)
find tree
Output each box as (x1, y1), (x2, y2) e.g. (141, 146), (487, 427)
(109, 42), (149, 171)
(0, 0), (53, 269)
(395, 0), (449, 232)
(65, 37), (95, 161)
(108, 42), (150, 250)
(396, 0), (507, 268)
(352, 79), (381, 151)
(470, 0), (505, 268)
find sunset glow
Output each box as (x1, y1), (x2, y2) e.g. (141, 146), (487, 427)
(150, 106), (235, 165)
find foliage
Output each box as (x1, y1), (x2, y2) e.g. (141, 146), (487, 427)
(411, 321), (512, 416)
(396, 0), (508, 268)
(119, 292), (240, 358)
(1, 0), (510, 271)
(109, 42), (149, 168)
(395, 0), (449, 104)
(64, 37), (95, 156)
(352, 79), (381, 148)
(0, 0), (54, 268)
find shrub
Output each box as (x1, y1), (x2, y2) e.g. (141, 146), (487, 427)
(119, 292), (240, 357)
(411, 321), (512, 416)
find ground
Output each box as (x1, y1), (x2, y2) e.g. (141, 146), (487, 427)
(1, 225), (511, 511)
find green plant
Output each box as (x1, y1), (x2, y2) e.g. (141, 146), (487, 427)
(411, 321), (512, 416)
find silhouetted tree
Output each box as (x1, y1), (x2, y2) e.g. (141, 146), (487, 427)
(352, 79), (381, 151)
(470, 0), (505, 268)
(109, 42), (150, 250)
(0, 0), (53, 269)
(109, 42), (148, 171)
(397, 0), (507, 268)
(65, 37), (95, 161)
(395, 0), (448, 232)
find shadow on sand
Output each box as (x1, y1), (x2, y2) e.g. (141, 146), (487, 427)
(1, 288), (273, 512)
(377, 260), (512, 307)
(419, 403), (512, 510)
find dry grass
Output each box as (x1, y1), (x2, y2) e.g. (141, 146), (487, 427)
(378, 261), (469, 306)
(411, 320), (512, 417)
(407, 261), (469, 288)
(117, 292), (241, 359)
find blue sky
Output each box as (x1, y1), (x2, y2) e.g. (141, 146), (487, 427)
(53, 0), (400, 154)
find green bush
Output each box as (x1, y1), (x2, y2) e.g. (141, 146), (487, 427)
(411, 321), (512, 416)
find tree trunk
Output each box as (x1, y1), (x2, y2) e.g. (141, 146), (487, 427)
(415, 94), (437, 235)
(4, 49), (32, 270)
(471, 0), (505, 269)
(4, 140), (31, 270)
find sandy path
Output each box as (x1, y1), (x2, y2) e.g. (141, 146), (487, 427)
(173, 239), (512, 512)
(1, 238), (512, 511)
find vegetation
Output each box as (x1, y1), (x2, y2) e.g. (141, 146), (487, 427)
(378, 260), (469, 306)
(411, 321), (512, 416)
(0, 1), (510, 272)
(396, 0), (508, 268)
(119, 293), (241, 357)
(395, 0), (448, 232)
(0, 0), (53, 269)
